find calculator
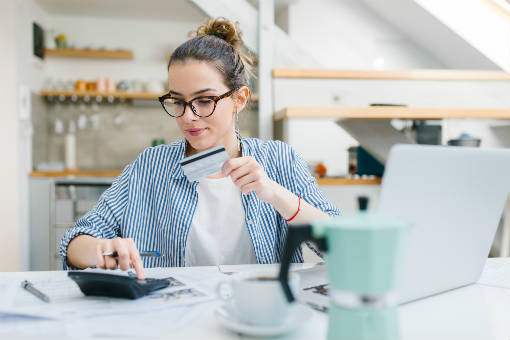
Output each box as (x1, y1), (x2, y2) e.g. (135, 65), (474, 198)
(68, 271), (170, 300)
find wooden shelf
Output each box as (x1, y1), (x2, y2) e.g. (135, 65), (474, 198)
(40, 89), (258, 103)
(44, 48), (133, 59)
(275, 106), (510, 121)
(273, 68), (510, 81)
(40, 89), (165, 100)
(30, 170), (122, 178)
(316, 177), (381, 186)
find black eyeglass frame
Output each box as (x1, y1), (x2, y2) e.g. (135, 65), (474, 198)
(158, 88), (237, 118)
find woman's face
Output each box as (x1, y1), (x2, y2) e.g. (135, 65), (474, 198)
(168, 59), (245, 153)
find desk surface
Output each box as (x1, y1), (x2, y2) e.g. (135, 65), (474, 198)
(0, 259), (508, 339)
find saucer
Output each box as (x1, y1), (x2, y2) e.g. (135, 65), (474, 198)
(214, 303), (312, 337)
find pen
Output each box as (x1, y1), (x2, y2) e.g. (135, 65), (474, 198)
(102, 250), (164, 258)
(20, 280), (50, 303)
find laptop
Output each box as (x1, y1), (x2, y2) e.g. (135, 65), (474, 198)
(299, 144), (510, 307)
(379, 144), (510, 303)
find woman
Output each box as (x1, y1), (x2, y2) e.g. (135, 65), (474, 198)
(60, 18), (340, 280)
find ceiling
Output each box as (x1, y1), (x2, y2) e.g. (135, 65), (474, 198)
(34, 0), (207, 22)
(360, 0), (500, 70)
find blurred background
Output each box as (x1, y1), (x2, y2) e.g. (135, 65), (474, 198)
(1, 0), (509, 271)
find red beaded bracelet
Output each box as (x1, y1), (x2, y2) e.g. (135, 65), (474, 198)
(285, 196), (301, 222)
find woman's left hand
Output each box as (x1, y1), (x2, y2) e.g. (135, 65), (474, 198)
(222, 156), (277, 203)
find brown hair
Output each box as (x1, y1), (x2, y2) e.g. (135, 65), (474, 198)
(168, 17), (256, 93)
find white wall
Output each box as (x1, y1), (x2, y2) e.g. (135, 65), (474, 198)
(16, 0), (49, 91)
(287, 0), (444, 69)
(415, 0), (510, 72)
(361, 0), (502, 70)
(0, 0), (21, 271)
(13, 0), (53, 271)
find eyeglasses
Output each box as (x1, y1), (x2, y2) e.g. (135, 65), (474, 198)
(158, 89), (237, 118)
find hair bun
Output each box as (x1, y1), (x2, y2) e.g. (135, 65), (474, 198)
(191, 17), (242, 49)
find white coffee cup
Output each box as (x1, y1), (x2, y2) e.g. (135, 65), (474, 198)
(216, 268), (299, 326)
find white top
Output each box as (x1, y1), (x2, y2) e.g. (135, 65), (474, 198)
(185, 176), (257, 266)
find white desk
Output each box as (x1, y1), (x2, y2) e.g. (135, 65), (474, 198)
(0, 259), (508, 339)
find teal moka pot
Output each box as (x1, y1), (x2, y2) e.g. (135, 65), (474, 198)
(278, 198), (412, 340)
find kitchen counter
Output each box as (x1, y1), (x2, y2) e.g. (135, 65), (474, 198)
(30, 171), (381, 186)
(30, 170), (122, 178)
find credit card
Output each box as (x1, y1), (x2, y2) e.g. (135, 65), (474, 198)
(180, 145), (230, 182)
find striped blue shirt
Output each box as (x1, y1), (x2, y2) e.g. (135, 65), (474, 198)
(60, 135), (341, 269)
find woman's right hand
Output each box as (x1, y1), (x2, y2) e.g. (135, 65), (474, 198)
(95, 237), (145, 280)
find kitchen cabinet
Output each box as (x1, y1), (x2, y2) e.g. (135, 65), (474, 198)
(29, 177), (113, 270)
